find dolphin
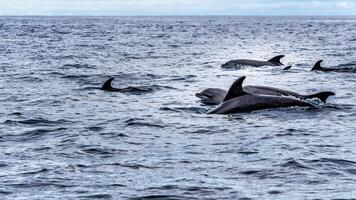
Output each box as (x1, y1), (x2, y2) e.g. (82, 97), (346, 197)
(221, 55), (285, 68)
(196, 85), (334, 105)
(311, 60), (356, 72)
(196, 88), (227, 105)
(101, 78), (153, 93)
(208, 77), (316, 114)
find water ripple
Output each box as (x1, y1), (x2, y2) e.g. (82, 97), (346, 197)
(1, 16), (355, 200)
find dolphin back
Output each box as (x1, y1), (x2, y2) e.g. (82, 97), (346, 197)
(208, 95), (315, 114)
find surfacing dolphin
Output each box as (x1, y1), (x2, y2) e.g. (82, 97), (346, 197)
(221, 55), (285, 68)
(311, 60), (356, 73)
(101, 78), (153, 93)
(208, 77), (316, 114)
(196, 85), (334, 105)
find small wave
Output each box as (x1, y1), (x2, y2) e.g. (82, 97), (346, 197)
(237, 151), (259, 155)
(240, 170), (264, 175)
(49, 36), (63, 42)
(141, 184), (233, 197)
(167, 75), (197, 82)
(82, 148), (115, 155)
(54, 55), (80, 60)
(145, 185), (179, 190)
(115, 86), (155, 94)
(77, 194), (113, 199)
(8, 112), (23, 116)
(99, 131), (129, 138)
(168, 44), (180, 48)
(105, 162), (158, 169)
(268, 190), (283, 195)
(33, 146), (52, 151)
(6, 182), (74, 188)
(38, 34), (50, 39)
(277, 158), (311, 169)
(129, 195), (186, 200)
(150, 84), (177, 90)
(52, 30), (71, 35)
(151, 34), (169, 38)
(125, 118), (164, 128)
(80, 86), (101, 90)
(324, 103), (352, 110)
(21, 168), (50, 175)
(4, 118), (71, 126)
(191, 129), (216, 134)
(159, 106), (208, 114)
(238, 169), (281, 179)
(108, 183), (126, 187)
(43, 71), (66, 76)
(81, 146), (127, 156)
(305, 158), (356, 166)
(14, 76), (43, 82)
(61, 74), (97, 79)
(15, 127), (67, 140)
(0, 162), (8, 167)
(182, 185), (232, 195)
(26, 98), (64, 106)
(336, 61), (356, 67)
(143, 73), (166, 79)
(345, 168), (356, 175)
(1, 128), (66, 143)
(125, 121), (164, 128)
(61, 63), (97, 69)
(304, 98), (324, 107)
(0, 190), (12, 195)
(86, 126), (104, 131)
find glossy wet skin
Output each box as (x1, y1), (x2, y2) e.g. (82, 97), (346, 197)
(206, 76), (315, 114)
(196, 86), (334, 105)
(311, 60), (356, 72)
(208, 94), (314, 114)
(221, 55), (284, 68)
(100, 77), (154, 93)
(195, 88), (227, 104)
(221, 59), (274, 68)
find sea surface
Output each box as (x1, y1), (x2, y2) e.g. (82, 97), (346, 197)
(0, 16), (356, 200)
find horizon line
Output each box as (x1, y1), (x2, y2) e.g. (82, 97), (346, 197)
(1, 14), (356, 17)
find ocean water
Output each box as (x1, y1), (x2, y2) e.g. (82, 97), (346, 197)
(0, 16), (356, 199)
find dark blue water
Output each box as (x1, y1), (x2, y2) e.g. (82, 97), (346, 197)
(0, 16), (356, 199)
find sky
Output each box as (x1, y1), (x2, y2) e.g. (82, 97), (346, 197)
(0, 0), (355, 16)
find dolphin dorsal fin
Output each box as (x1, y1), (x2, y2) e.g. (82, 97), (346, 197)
(223, 76), (248, 101)
(312, 60), (323, 71)
(306, 91), (335, 103)
(283, 66), (292, 70)
(268, 55), (285, 65)
(101, 78), (115, 90)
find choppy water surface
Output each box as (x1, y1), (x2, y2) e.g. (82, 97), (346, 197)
(0, 16), (356, 199)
